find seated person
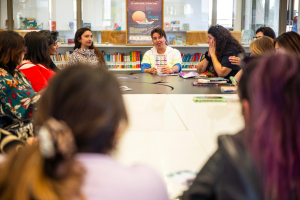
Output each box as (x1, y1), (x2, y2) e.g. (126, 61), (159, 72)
(274, 31), (300, 54)
(0, 31), (40, 121)
(181, 53), (300, 200)
(196, 25), (245, 81)
(0, 64), (169, 200)
(255, 26), (276, 39)
(39, 30), (60, 71)
(69, 28), (107, 68)
(17, 32), (56, 93)
(232, 36), (275, 82)
(141, 28), (182, 74)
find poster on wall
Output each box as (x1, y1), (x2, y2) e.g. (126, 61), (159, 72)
(126, 0), (164, 45)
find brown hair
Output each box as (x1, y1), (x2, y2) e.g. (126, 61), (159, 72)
(256, 27), (276, 39)
(23, 31), (50, 66)
(34, 64), (128, 153)
(0, 144), (85, 200)
(151, 28), (168, 45)
(0, 31), (26, 76)
(250, 36), (275, 55)
(274, 31), (300, 54)
(74, 28), (107, 68)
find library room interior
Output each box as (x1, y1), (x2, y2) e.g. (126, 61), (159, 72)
(1, 0), (300, 199)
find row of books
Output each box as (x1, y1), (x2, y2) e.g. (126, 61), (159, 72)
(104, 52), (142, 69)
(50, 51), (143, 69)
(50, 52), (70, 69)
(181, 53), (205, 68)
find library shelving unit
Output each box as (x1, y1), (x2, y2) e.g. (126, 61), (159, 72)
(54, 44), (250, 71)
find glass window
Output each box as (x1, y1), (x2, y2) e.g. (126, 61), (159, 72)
(1, 0), (7, 30)
(82, 0), (126, 31)
(243, 0), (280, 38)
(217, 0), (234, 29)
(164, 0), (211, 31)
(13, 0), (77, 44)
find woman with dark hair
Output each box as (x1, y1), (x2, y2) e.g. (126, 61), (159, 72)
(69, 28), (106, 68)
(196, 25), (245, 81)
(17, 32), (56, 93)
(141, 28), (182, 74)
(181, 53), (300, 200)
(39, 30), (60, 71)
(0, 64), (169, 199)
(274, 31), (300, 54)
(255, 27), (276, 39)
(0, 31), (40, 120)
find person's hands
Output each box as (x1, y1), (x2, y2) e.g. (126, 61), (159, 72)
(161, 66), (171, 74)
(208, 40), (216, 57)
(149, 67), (157, 74)
(228, 56), (241, 66)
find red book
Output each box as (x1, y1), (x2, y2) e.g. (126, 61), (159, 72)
(48, 21), (56, 31)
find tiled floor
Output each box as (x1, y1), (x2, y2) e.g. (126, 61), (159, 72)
(115, 94), (245, 198)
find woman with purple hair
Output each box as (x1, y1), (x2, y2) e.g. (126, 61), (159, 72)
(180, 53), (300, 200)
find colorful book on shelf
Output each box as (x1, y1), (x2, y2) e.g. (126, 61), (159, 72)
(182, 23), (189, 31)
(164, 22), (171, 31)
(27, 18), (37, 30)
(48, 20), (56, 31)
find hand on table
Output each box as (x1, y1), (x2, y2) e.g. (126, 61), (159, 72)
(161, 66), (171, 74)
(149, 67), (157, 74)
(228, 56), (241, 66)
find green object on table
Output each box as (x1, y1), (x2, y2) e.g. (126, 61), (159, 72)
(230, 76), (238, 84)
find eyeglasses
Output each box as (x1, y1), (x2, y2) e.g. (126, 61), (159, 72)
(253, 36), (262, 39)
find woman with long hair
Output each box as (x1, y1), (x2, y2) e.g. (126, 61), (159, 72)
(0, 31), (40, 120)
(196, 25), (245, 81)
(69, 28), (107, 68)
(274, 31), (300, 54)
(0, 64), (168, 200)
(181, 53), (300, 200)
(39, 30), (60, 71)
(17, 32), (56, 93)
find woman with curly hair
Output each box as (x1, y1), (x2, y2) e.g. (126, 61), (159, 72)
(196, 25), (245, 81)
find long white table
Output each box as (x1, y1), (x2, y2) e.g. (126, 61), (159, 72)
(115, 94), (244, 199)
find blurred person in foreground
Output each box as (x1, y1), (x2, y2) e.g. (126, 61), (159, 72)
(0, 64), (169, 200)
(181, 53), (300, 200)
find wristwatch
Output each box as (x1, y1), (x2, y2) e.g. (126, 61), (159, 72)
(170, 68), (174, 74)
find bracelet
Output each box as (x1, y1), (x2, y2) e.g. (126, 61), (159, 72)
(170, 68), (174, 74)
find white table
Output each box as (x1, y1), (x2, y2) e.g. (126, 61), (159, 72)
(115, 94), (245, 199)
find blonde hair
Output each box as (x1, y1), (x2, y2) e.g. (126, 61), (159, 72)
(250, 36), (275, 55)
(0, 120), (85, 200)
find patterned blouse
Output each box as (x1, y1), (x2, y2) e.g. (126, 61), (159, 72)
(0, 68), (40, 120)
(69, 48), (99, 66)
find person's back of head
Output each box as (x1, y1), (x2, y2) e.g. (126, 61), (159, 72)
(0, 31), (26, 76)
(239, 53), (300, 199)
(23, 31), (50, 66)
(256, 27), (276, 39)
(274, 31), (300, 54)
(34, 64), (128, 153)
(249, 36), (275, 56)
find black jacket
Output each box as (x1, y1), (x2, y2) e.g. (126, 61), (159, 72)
(180, 133), (263, 200)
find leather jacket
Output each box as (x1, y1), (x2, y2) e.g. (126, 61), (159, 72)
(180, 132), (263, 200)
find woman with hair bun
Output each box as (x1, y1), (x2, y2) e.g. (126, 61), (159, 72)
(0, 64), (168, 200)
(196, 25), (245, 81)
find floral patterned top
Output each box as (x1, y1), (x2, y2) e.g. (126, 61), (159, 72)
(0, 68), (40, 120)
(69, 48), (99, 66)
